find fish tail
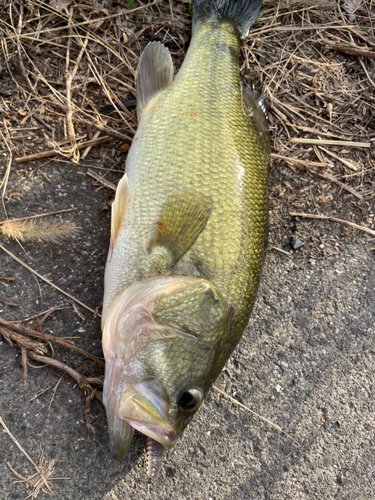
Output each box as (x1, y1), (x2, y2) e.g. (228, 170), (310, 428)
(192, 0), (263, 39)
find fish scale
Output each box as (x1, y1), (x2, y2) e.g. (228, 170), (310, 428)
(102, 0), (268, 476)
(105, 21), (267, 340)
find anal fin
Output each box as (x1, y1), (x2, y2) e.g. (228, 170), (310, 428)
(137, 41), (173, 117)
(148, 192), (213, 267)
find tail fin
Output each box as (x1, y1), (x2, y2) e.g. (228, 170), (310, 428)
(193, 0), (263, 39)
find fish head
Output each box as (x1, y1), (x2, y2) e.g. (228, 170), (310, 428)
(102, 276), (228, 458)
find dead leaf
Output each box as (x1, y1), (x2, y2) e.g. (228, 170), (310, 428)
(342, 0), (361, 14)
(50, 0), (71, 11)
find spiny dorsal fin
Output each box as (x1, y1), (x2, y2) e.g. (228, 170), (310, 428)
(242, 84), (271, 160)
(148, 192), (213, 266)
(111, 173), (129, 248)
(137, 41), (173, 117)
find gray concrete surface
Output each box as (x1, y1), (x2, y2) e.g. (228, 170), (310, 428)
(0, 162), (374, 500)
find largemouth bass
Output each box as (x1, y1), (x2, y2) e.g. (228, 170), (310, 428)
(102, 0), (270, 478)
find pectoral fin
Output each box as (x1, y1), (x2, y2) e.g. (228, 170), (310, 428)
(111, 173), (129, 248)
(137, 41), (174, 117)
(148, 193), (213, 267)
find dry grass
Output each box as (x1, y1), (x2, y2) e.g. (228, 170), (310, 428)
(1, 217), (81, 243)
(0, 416), (60, 498)
(0, 0), (373, 251)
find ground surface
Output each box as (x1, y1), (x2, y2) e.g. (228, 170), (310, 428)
(0, 1), (374, 499)
(1, 168), (374, 500)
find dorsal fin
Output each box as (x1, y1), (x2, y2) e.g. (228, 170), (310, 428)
(242, 84), (271, 160)
(148, 192), (213, 266)
(136, 41), (174, 117)
(111, 173), (129, 248)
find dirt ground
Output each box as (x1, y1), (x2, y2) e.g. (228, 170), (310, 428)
(0, 1), (374, 499)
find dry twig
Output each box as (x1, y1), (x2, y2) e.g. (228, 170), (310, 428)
(0, 316), (104, 367)
(15, 136), (110, 163)
(0, 244), (100, 317)
(87, 169), (117, 191)
(28, 352), (103, 399)
(0, 417), (53, 494)
(213, 386), (299, 445)
(290, 138), (371, 148)
(0, 208), (77, 225)
(289, 213), (375, 236)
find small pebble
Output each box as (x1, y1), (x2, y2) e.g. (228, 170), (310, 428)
(290, 238), (304, 251)
(0, 367), (3, 375)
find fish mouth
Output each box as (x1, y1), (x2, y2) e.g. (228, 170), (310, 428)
(119, 380), (178, 449)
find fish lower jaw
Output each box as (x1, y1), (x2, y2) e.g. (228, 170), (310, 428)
(126, 420), (177, 449)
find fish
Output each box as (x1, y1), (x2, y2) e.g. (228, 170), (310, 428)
(101, 0), (270, 479)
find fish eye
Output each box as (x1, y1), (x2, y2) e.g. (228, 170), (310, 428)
(178, 389), (203, 411)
